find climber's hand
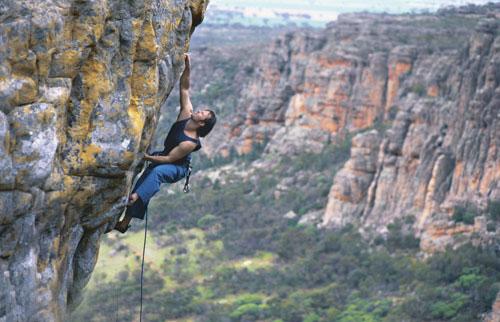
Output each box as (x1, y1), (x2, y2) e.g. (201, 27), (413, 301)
(180, 53), (190, 89)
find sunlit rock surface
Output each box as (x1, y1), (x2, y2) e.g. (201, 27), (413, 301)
(0, 0), (208, 320)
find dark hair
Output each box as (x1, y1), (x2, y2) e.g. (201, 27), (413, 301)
(197, 110), (216, 137)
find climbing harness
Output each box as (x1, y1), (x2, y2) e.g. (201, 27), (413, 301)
(139, 208), (148, 322)
(183, 160), (192, 193)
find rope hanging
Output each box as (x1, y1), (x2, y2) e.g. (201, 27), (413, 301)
(139, 209), (148, 322)
(136, 156), (192, 321)
(139, 210), (148, 322)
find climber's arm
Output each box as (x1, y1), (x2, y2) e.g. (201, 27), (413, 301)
(178, 54), (193, 121)
(144, 141), (196, 164)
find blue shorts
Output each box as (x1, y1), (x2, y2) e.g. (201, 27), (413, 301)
(126, 162), (188, 219)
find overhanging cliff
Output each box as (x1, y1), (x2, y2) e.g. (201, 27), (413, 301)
(0, 0), (208, 320)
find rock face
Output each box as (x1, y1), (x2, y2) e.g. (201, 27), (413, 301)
(208, 4), (499, 254)
(484, 292), (500, 322)
(0, 0), (208, 321)
(319, 9), (500, 254)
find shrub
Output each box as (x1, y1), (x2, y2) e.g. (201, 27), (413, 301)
(234, 293), (263, 306)
(230, 303), (268, 320)
(335, 298), (391, 322)
(197, 214), (218, 229)
(430, 292), (468, 320)
(452, 203), (479, 225)
(385, 219), (420, 251)
(277, 226), (317, 260)
(303, 312), (320, 322)
(487, 200), (500, 221)
(409, 83), (426, 97)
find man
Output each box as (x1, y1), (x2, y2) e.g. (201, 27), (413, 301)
(113, 54), (217, 233)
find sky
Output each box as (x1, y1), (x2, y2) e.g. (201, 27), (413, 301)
(206, 0), (497, 26)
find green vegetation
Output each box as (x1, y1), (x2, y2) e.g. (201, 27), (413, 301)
(73, 224), (500, 321)
(452, 203), (479, 225)
(398, 15), (480, 53)
(487, 200), (500, 221)
(72, 135), (499, 321)
(408, 83), (427, 97)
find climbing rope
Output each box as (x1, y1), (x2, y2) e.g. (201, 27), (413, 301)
(136, 156), (191, 321)
(139, 209), (148, 322)
(183, 160), (192, 193)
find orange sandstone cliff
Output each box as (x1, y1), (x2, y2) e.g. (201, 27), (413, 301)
(203, 5), (499, 254)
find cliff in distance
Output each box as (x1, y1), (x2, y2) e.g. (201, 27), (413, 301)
(1, 1), (500, 320)
(0, 0), (208, 320)
(200, 4), (500, 254)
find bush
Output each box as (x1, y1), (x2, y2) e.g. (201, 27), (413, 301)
(303, 312), (320, 322)
(452, 203), (479, 225)
(197, 214), (218, 229)
(277, 226), (317, 260)
(409, 83), (426, 97)
(335, 298), (391, 322)
(157, 287), (202, 318)
(385, 219), (420, 251)
(487, 200), (500, 221)
(230, 303), (268, 320)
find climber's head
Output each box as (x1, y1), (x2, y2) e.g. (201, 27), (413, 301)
(191, 109), (216, 137)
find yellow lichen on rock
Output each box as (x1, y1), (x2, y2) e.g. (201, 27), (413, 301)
(81, 58), (111, 104)
(78, 144), (103, 169)
(0, 76), (38, 106)
(127, 99), (145, 143)
(50, 49), (85, 78)
(136, 21), (159, 61)
(189, 0), (210, 33)
(68, 59), (111, 141)
(128, 61), (159, 143)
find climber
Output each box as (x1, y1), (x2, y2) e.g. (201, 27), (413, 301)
(113, 53), (217, 233)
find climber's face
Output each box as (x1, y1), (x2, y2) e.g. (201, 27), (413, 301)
(191, 109), (212, 124)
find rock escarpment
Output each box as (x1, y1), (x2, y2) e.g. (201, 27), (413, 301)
(210, 4), (499, 253)
(320, 9), (500, 253)
(0, 0), (208, 320)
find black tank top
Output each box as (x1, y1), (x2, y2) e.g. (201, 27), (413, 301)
(161, 118), (201, 165)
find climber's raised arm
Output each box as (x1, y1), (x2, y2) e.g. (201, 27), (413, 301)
(178, 54), (193, 121)
(143, 141), (197, 164)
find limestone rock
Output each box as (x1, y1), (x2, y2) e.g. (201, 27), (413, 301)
(298, 209), (324, 226)
(323, 130), (381, 228)
(0, 0), (208, 320)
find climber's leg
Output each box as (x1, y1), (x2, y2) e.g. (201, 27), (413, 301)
(115, 160), (187, 233)
(114, 166), (154, 232)
(126, 151), (169, 206)
(135, 163), (187, 201)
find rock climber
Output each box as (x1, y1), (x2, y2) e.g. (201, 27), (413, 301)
(113, 54), (217, 233)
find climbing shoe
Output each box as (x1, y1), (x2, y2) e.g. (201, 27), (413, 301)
(113, 220), (131, 234)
